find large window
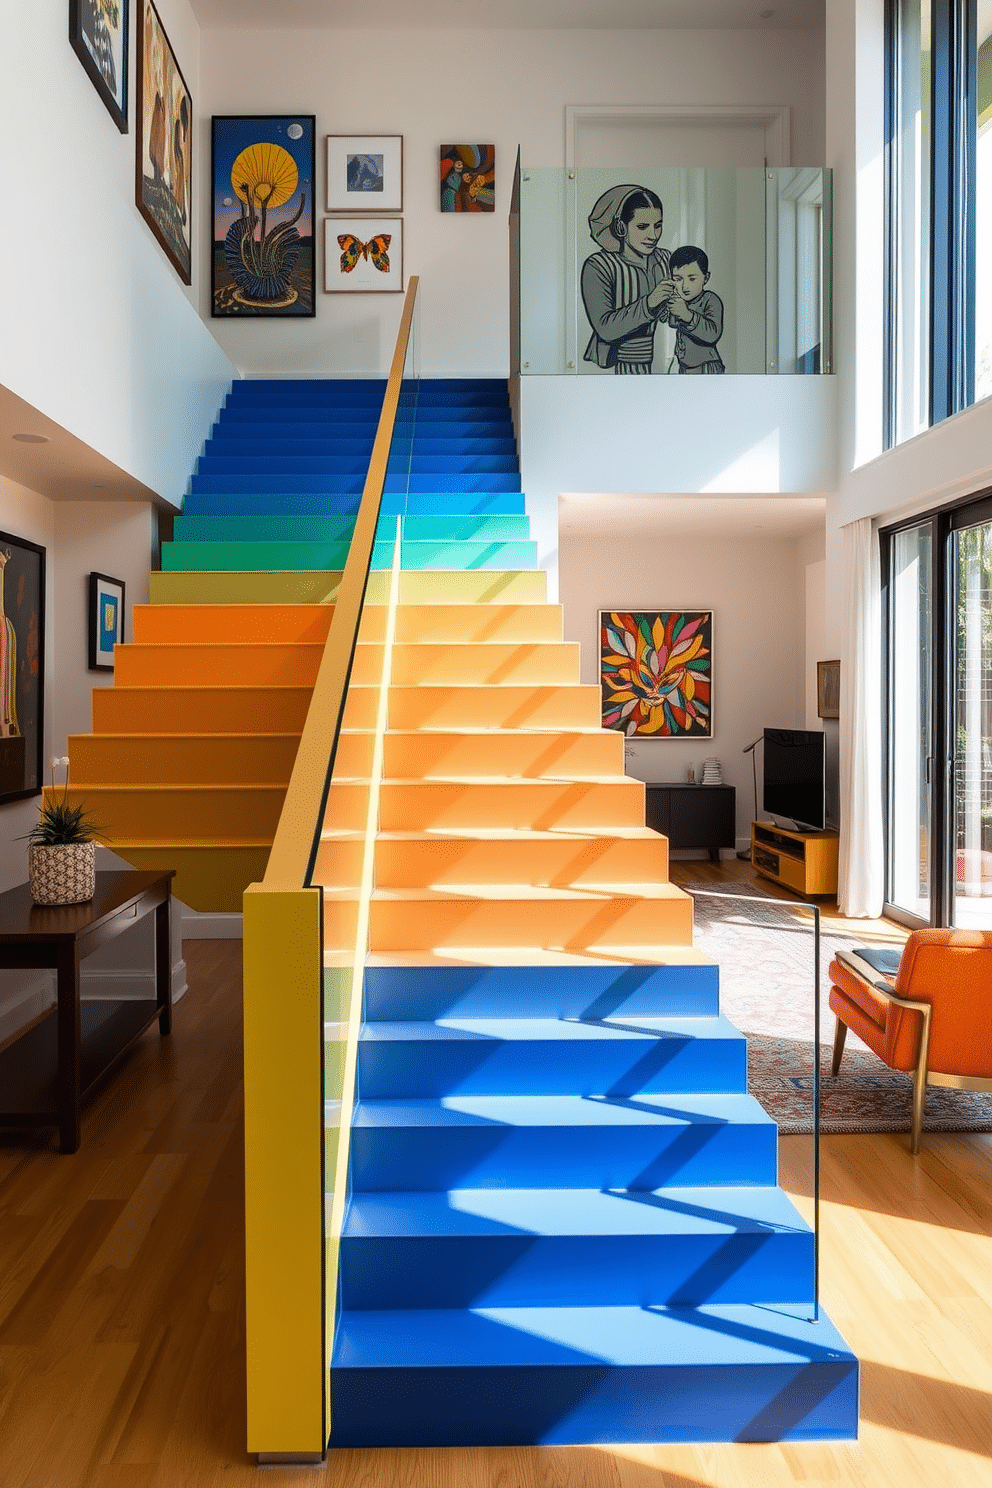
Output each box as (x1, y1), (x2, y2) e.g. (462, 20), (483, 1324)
(885, 0), (992, 440)
(884, 494), (992, 929)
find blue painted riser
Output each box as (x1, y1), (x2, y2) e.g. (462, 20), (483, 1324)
(188, 473), (522, 494)
(204, 436), (517, 457)
(356, 1015), (744, 1096)
(349, 1093), (778, 1191)
(361, 962), (721, 1020)
(329, 1304), (857, 1447)
(340, 1186), (813, 1309)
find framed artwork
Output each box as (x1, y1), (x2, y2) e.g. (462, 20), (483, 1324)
(600, 610), (712, 738)
(70, 0), (129, 133)
(0, 532), (45, 805)
(324, 218), (403, 294)
(817, 659), (840, 719)
(440, 144), (495, 212)
(326, 135), (403, 213)
(88, 572), (126, 672)
(212, 115), (316, 318)
(135, 0), (192, 283)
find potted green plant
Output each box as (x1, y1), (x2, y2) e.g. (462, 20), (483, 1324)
(26, 757), (103, 906)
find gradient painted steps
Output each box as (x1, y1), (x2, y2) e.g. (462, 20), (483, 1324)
(320, 376), (856, 1448)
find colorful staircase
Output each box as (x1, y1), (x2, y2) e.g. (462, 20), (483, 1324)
(314, 380), (858, 1446)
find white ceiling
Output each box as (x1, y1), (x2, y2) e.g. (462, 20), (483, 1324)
(190, 0), (823, 30)
(0, 386), (159, 506)
(558, 491), (825, 538)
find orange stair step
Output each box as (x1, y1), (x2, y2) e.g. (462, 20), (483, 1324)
(68, 733), (301, 786)
(350, 641), (580, 688)
(393, 604), (563, 645)
(132, 603), (335, 644)
(380, 728), (623, 780)
(92, 687), (314, 734)
(114, 643), (324, 688)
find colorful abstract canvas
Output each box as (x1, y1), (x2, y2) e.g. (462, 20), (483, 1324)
(440, 145), (495, 212)
(136, 0), (191, 282)
(600, 610), (712, 738)
(212, 116), (316, 317)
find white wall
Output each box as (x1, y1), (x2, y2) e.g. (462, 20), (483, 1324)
(520, 374), (837, 584)
(200, 24), (825, 379)
(559, 525), (807, 851)
(2, 0), (235, 506)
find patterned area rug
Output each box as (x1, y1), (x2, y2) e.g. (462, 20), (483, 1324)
(684, 881), (992, 1137)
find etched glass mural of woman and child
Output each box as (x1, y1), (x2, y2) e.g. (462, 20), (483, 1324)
(581, 184), (725, 375)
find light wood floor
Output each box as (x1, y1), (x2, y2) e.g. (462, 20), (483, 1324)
(3, 873), (992, 1487)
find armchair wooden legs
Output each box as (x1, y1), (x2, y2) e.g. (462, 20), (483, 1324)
(831, 1017), (847, 1077)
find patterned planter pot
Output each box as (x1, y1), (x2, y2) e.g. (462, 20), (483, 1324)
(28, 842), (96, 906)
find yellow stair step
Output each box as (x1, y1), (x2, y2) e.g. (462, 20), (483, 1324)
(393, 603), (563, 644)
(350, 641), (580, 688)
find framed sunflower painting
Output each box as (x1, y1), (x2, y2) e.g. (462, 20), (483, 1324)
(600, 610), (712, 738)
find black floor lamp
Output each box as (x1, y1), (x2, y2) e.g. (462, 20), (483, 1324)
(741, 735), (762, 857)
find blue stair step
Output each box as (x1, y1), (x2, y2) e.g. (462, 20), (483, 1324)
(188, 472), (522, 495)
(349, 1093), (778, 1191)
(361, 962), (720, 1021)
(356, 1015), (745, 1097)
(205, 436), (377, 458)
(329, 1302), (858, 1446)
(340, 1185), (813, 1309)
(219, 407), (382, 425)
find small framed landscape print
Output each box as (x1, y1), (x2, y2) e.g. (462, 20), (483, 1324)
(324, 217), (403, 294)
(70, 0), (129, 133)
(136, 0), (192, 283)
(817, 659), (840, 719)
(326, 135), (403, 213)
(212, 115), (316, 317)
(88, 572), (126, 672)
(0, 532), (45, 804)
(440, 144), (495, 212)
(600, 610), (713, 738)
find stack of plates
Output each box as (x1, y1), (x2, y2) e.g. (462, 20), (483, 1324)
(701, 757), (723, 784)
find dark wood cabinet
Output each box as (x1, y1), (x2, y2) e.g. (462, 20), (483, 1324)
(644, 783), (736, 861)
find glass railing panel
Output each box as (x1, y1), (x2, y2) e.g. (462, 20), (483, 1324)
(514, 164), (832, 376)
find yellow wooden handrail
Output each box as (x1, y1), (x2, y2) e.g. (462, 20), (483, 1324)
(242, 278), (418, 1463)
(263, 276), (419, 891)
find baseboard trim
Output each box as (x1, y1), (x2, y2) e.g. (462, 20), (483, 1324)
(181, 910), (243, 940)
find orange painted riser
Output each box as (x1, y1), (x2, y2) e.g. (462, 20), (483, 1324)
(374, 779), (645, 832)
(113, 643), (325, 689)
(362, 828), (670, 888)
(61, 784), (286, 842)
(393, 604), (564, 645)
(92, 687), (314, 735)
(350, 641), (581, 688)
(131, 603), (336, 644)
(382, 685), (603, 732)
(67, 732), (301, 786)
(380, 728), (624, 780)
(364, 886), (694, 951)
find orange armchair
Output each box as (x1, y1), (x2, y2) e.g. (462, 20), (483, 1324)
(828, 929), (992, 1153)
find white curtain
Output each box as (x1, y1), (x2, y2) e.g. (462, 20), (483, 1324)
(838, 516), (885, 916)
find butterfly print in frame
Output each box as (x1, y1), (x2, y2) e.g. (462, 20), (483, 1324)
(324, 216), (403, 293)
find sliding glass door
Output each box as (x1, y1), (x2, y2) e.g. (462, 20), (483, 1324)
(884, 496), (992, 927)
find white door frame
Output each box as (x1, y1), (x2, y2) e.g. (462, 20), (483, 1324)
(564, 103), (792, 168)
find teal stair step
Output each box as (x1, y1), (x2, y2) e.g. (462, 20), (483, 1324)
(329, 1302), (858, 1446)
(339, 1185), (813, 1309)
(161, 538), (536, 573)
(348, 1092), (778, 1190)
(173, 514), (530, 545)
(369, 539), (538, 570)
(356, 1015), (746, 1097)
(181, 492), (527, 517)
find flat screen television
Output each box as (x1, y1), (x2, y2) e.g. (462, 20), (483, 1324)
(762, 728), (826, 832)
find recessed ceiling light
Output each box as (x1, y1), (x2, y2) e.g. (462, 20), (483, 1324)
(12, 432), (50, 444)
(760, 8), (775, 16)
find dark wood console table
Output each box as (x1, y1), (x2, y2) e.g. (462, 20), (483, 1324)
(645, 783), (737, 861)
(0, 870), (174, 1152)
